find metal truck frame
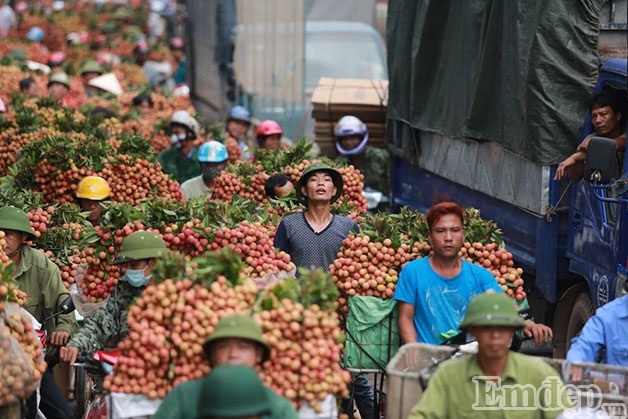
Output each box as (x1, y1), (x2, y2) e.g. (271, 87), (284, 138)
(390, 58), (627, 358)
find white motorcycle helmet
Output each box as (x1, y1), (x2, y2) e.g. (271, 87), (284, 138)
(335, 115), (369, 156)
(170, 110), (200, 138)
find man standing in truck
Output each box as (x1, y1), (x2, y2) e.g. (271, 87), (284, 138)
(554, 92), (626, 181)
(395, 201), (552, 346)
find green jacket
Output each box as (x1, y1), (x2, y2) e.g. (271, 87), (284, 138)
(158, 147), (201, 184)
(16, 246), (79, 361)
(67, 278), (142, 353)
(153, 377), (299, 419)
(335, 146), (390, 194)
(410, 351), (571, 419)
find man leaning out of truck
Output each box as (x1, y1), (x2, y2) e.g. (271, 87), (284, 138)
(554, 91), (626, 181)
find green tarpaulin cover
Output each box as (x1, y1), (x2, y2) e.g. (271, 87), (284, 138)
(342, 296), (400, 370)
(386, 0), (602, 165)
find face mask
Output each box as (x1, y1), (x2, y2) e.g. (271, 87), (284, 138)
(126, 268), (151, 287)
(202, 166), (223, 181)
(170, 133), (187, 148)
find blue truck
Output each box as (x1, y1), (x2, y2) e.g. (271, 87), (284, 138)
(386, 0), (627, 357)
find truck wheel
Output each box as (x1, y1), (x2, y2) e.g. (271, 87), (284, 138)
(564, 292), (594, 354)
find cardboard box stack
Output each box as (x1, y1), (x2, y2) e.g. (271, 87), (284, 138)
(311, 78), (388, 158)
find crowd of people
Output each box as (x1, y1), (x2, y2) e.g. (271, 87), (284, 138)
(0, 2), (626, 419)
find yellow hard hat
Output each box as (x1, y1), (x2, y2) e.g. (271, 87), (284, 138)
(76, 176), (111, 200)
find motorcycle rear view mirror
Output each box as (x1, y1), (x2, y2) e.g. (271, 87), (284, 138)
(58, 296), (76, 315)
(41, 296), (76, 326)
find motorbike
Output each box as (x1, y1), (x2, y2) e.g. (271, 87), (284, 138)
(363, 187), (390, 213)
(73, 349), (118, 419)
(418, 308), (539, 390)
(18, 296), (76, 419)
(34, 296), (75, 351)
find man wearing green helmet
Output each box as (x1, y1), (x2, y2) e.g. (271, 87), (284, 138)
(0, 206), (77, 349)
(59, 231), (168, 365)
(154, 313), (298, 419)
(410, 291), (571, 418)
(79, 60), (104, 97)
(0, 205), (78, 418)
(273, 162), (359, 273)
(272, 162), (373, 419)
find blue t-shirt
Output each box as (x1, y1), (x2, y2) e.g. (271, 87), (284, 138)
(394, 257), (502, 344)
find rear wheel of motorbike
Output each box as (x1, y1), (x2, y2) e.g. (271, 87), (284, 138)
(565, 292), (595, 354)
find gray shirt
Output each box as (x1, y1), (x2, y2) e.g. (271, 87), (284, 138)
(274, 212), (359, 272)
(180, 175), (212, 201)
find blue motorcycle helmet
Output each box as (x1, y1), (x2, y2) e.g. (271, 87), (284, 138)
(227, 106), (251, 125)
(27, 26), (44, 42)
(197, 141), (228, 163)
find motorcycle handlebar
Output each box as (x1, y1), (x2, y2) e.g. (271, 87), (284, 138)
(73, 354), (107, 377)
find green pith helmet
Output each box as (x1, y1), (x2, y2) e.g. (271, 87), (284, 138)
(47, 72), (70, 88)
(79, 60), (104, 76)
(295, 162), (344, 205)
(0, 206), (37, 240)
(113, 8), (131, 20)
(112, 231), (167, 265)
(203, 314), (271, 363)
(459, 291), (526, 330)
(198, 365), (271, 417)
(126, 26), (143, 43)
(8, 48), (27, 62)
(101, 21), (118, 34)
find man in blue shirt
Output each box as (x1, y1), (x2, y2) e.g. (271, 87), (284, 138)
(567, 295), (628, 365)
(395, 201), (552, 346)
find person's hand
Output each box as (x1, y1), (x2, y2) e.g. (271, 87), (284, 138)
(576, 137), (591, 153)
(570, 365), (584, 382)
(59, 346), (80, 364)
(522, 320), (552, 346)
(49, 330), (71, 346)
(554, 156), (576, 180)
(404, 344), (423, 370)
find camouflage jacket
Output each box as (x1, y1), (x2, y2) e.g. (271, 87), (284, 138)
(67, 277), (142, 353)
(335, 146), (390, 194)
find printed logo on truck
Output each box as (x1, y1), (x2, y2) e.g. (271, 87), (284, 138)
(595, 272), (609, 307)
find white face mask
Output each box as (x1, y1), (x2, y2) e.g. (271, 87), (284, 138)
(170, 133), (187, 147)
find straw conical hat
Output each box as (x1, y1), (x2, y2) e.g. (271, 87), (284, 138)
(87, 73), (123, 96)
